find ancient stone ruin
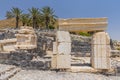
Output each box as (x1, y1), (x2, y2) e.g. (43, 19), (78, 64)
(15, 26), (37, 50)
(0, 18), (119, 77)
(91, 32), (111, 70)
(0, 26), (37, 52)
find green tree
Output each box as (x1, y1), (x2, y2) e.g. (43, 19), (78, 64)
(20, 14), (30, 26)
(10, 7), (22, 28)
(5, 11), (14, 19)
(41, 6), (57, 29)
(28, 7), (41, 28)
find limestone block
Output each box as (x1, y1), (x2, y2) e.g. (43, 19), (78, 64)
(18, 29), (35, 34)
(58, 42), (71, 55)
(3, 44), (16, 52)
(56, 31), (71, 42)
(15, 26), (37, 49)
(0, 39), (17, 52)
(51, 54), (71, 69)
(91, 32), (111, 70)
(59, 18), (108, 32)
(20, 26), (34, 30)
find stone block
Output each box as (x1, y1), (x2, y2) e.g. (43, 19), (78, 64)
(15, 26), (37, 49)
(56, 31), (71, 42)
(58, 42), (71, 55)
(51, 54), (71, 69)
(92, 58), (110, 69)
(0, 38), (17, 52)
(91, 32), (111, 70)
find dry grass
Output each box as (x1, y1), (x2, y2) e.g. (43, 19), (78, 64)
(0, 18), (22, 29)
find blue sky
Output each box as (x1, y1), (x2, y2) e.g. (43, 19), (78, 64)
(0, 0), (120, 40)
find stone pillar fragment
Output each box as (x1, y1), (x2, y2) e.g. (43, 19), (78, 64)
(51, 31), (71, 69)
(91, 32), (111, 69)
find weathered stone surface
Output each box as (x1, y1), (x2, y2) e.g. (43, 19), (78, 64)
(51, 31), (71, 69)
(59, 18), (108, 32)
(56, 31), (71, 42)
(0, 38), (17, 52)
(56, 31), (71, 55)
(15, 26), (37, 50)
(91, 32), (111, 69)
(71, 34), (91, 56)
(58, 43), (71, 54)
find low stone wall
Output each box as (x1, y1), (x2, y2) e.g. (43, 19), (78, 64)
(71, 35), (91, 56)
(0, 29), (119, 56)
(0, 29), (16, 40)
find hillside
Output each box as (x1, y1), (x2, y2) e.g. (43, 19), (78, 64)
(0, 18), (22, 29)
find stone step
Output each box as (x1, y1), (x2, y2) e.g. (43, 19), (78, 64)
(0, 65), (16, 75)
(0, 67), (21, 80)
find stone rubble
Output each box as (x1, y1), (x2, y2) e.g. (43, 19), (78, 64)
(9, 70), (120, 80)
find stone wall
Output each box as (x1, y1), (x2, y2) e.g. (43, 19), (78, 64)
(71, 34), (91, 56)
(0, 29), (16, 40)
(112, 40), (120, 50)
(0, 29), (119, 69)
(0, 29), (119, 55)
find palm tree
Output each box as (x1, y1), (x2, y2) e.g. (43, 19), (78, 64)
(5, 11), (14, 19)
(20, 14), (30, 26)
(28, 7), (41, 28)
(41, 6), (57, 29)
(10, 7), (22, 28)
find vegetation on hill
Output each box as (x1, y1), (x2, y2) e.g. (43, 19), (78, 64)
(0, 18), (22, 29)
(5, 6), (58, 29)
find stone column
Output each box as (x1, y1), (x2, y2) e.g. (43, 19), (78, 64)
(91, 32), (111, 70)
(51, 31), (71, 69)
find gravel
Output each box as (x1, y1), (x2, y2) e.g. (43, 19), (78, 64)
(9, 70), (120, 80)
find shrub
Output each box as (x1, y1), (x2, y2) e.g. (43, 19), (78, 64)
(79, 32), (91, 36)
(49, 25), (55, 29)
(117, 47), (120, 50)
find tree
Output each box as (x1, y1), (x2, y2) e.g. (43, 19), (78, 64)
(41, 6), (57, 29)
(5, 11), (14, 19)
(20, 14), (30, 26)
(28, 7), (41, 28)
(10, 7), (22, 28)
